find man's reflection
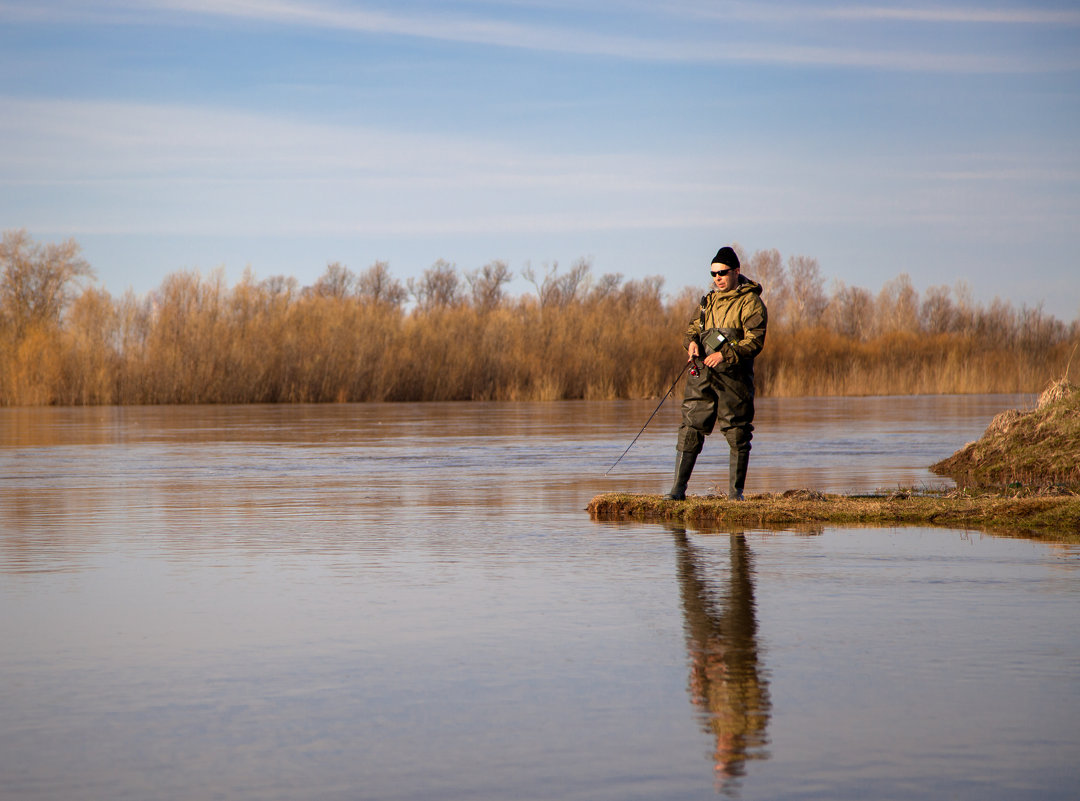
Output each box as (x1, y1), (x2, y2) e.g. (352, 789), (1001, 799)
(674, 529), (771, 788)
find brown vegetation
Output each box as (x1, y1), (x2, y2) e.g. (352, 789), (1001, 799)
(931, 375), (1080, 487)
(587, 489), (1080, 541)
(1, 231), (1077, 406)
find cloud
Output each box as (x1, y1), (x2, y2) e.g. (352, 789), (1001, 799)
(0, 96), (698, 189)
(149, 1), (1080, 70)
(820, 5), (1080, 25)
(664, 1), (1080, 26)
(4, 0), (1076, 72)
(2, 96), (1074, 238)
(0, 96), (745, 235)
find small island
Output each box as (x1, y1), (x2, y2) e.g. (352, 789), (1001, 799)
(589, 379), (1080, 540)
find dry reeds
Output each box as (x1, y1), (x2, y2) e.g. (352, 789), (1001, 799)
(2, 230), (1078, 406)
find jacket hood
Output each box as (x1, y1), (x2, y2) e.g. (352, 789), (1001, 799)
(714, 275), (762, 298)
(738, 275), (763, 295)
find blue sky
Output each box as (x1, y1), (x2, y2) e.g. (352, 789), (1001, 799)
(2, 0), (1078, 320)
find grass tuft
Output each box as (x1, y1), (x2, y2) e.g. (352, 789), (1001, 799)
(931, 378), (1080, 486)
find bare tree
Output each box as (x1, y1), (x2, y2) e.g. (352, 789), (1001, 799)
(746, 248), (788, 327)
(409, 259), (463, 310)
(824, 280), (875, 340)
(1017, 303), (1067, 350)
(974, 297), (1018, 345)
(465, 260), (513, 311)
(786, 254), (827, 329)
(920, 285), (957, 335)
(587, 273), (624, 303)
(260, 274), (299, 301)
(311, 261), (357, 299)
(358, 260), (407, 307)
(875, 273), (920, 334)
(615, 275), (664, 310)
(951, 280), (977, 335)
(523, 258), (591, 308)
(0, 229), (94, 339)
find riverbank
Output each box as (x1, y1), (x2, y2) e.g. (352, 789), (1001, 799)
(587, 488), (1080, 541)
(931, 377), (1079, 487)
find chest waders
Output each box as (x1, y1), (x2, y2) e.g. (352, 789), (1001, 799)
(665, 324), (756, 502)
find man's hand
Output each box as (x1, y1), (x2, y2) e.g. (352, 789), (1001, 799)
(688, 341), (724, 369)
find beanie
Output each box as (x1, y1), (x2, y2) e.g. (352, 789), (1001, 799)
(712, 246), (740, 270)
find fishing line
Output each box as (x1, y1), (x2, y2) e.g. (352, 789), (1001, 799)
(604, 358), (697, 476)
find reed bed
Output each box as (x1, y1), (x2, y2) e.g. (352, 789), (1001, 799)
(2, 231), (1077, 406)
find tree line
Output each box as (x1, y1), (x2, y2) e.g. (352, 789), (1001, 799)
(1, 230), (1076, 406)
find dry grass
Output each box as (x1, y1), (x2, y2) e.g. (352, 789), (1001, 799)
(931, 378), (1080, 486)
(587, 487), (1080, 541)
(2, 234), (1078, 406)
(758, 329), (1075, 397)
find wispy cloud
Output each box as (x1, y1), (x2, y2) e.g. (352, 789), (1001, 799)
(0, 96), (700, 190)
(4, 0), (1076, 72)
(821, 4), (1080, 25)
(0, 96), (751, 235)
(665, 1), (1080, 26)
(3, 95), (1070, 238)
(146, 1), (1080, 71)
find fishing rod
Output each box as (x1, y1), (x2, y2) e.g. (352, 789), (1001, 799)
(605, 357), (699, 476)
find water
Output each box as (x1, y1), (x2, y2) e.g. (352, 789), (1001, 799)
(2, 395), (1078, 800)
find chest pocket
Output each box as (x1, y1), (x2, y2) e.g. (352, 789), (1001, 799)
(701, 327), (743, 356)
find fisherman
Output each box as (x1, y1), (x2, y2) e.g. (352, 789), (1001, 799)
(665, 246), (768, 501)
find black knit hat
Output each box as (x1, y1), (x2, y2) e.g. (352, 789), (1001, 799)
(712, 246), (740, 270)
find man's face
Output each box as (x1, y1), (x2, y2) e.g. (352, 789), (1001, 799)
(711, 264), (739, 292)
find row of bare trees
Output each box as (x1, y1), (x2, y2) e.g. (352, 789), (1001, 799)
(1, 230), (1076, 406)
(743, 247), (1070, 346)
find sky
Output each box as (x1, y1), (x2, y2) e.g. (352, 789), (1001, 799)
(1, 0), (1078, 320)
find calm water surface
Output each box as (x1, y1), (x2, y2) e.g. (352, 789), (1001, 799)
(2, 395), (1078, 800)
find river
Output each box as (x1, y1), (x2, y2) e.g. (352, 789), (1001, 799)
(2, 395), (1078, 800)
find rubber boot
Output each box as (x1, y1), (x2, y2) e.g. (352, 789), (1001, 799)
(728, 448), (749, 500)
(664, 450), (698, 501)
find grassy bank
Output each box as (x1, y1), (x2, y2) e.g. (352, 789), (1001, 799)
(591, 382), (1080, 541)
(932, 377), (1080, 486)
(590, 380), (1080, 540)
(587, 488), (1080, 541)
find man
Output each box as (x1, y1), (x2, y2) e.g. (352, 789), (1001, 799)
(666, 246), (767, 501)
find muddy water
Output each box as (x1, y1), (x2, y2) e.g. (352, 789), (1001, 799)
(2, 395), (1078, 800)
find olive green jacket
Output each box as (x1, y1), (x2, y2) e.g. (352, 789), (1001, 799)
(683, 277), (768, 370)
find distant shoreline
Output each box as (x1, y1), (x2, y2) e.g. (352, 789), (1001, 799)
(3, 231), (1077, 406)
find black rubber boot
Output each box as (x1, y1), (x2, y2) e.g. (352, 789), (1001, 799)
(729, 448), (749, 501)
(664, 450), (698, 500)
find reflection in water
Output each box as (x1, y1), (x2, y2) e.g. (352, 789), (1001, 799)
(2, 402), (1079, 800)
(674, 530), (770, 792)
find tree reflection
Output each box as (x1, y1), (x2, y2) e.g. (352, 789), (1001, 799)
(674, 529), (771, 791)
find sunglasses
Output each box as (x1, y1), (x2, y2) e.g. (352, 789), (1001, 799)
(710, 267), (736, 277)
